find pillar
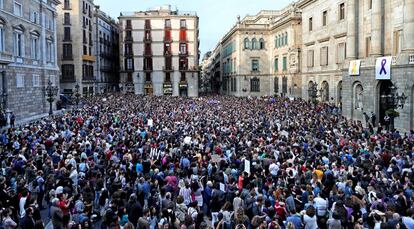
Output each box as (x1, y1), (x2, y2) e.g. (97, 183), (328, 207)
(371, 0), (382, 57)
(403, 0), (414, 52)
(346, 0), (357, 59)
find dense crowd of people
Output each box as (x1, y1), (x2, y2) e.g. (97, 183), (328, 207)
(0, 94), (414, 229)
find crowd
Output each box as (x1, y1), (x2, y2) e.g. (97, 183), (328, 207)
(0, 94), (414, 229)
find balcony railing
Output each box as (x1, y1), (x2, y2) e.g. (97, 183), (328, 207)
(62, 55), (73, 60)
(179, 51), (188, 57)
(63, 3), (72, 10)
(163, 66), (174, 72)
(61, 76), (76, 83)
(164, 37), (172, 43)
(143, 37), (152, 43)
(0, 52), (14, 64)
(143, 51), (153, 57)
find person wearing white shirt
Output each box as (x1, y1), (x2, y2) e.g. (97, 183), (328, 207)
(314, 192), (328, 226)
(19, 191), (29, 218)
(269, 161), (279, 177)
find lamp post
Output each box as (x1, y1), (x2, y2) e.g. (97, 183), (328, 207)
(45, 80), (59, 116)
(74, 83), (81, 108)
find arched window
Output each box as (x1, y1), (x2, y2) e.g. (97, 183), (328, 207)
(354, 83), (364, 109)
(259, 38), (265, 49)
(251, 38), (258, 49)
(285, 32), (288, 46)
(244, 38), (250, 49)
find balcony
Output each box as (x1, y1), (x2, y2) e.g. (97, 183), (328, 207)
(143, 67), (153, 73)
(62, 55), (73, 61)
(124, 36), (133, 42)
(61, 76), (76, 83)
(82, 55), (96, 62)
(164, 51), (172, 57)
(143, 51), (153, 57)
(162, 66), (174, 72)
(179, 51), (189, 57)
(63, 3), (72, 10)
(164, 37), (172, 43)
(0, 52), (14, 64)
(143, 37), (152, 43)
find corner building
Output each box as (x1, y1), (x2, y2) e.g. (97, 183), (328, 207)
(119, 6), (200, 97)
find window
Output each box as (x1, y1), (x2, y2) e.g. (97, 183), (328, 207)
(64, 27), (71, 41)
(284, 33), (288, 45)
(83, 45), (87, 55)
(393, 30), (402, 55)
(251, 59), (259, 71)
(125, 58), (133, 70)
(250, 78), (260, 92)
(16, 74), (24, 88)
(275, 36), (278, 48)
(282, 77), (288, 94)
(125, 44), (133, 55)
(179, 43), (187, 54)
(320, 46), (329, 66)
(64, 13), (70, 25)
(0, 0), (3, 9)
(165, 19), (171, 28)
(30, 36), (39, 59)
(259, 38), (265, 49)
(31, 11), (39, 24)
(337, 42), (346, 63)
(64, 0), (71, 9)
(252, 38), (258, 49)
(46, 40), (54, 63)
(13, 31), (24, 57)
(365, 36), (371, 57)
(309, 17), (313, 31)
(180, 19), (186, 28)
(274, 58), (279, 72)
(274, 77), (279, 93)
(63, 44), (72, 59)
(283, 56), (287, 71)
(14, 1), (22, 17)
(322, 11), (327, 26)
(368, 0), (372, 9)
(307, 50), (314, 67)
(339, 3), (345, 20)
(244, 38), (250, 49)
(62, 64), (75, 80)
(0, 27), (4, 52)
(32, 74), (40, 87)
(279, 35), (283, 46)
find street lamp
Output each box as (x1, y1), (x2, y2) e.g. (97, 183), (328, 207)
(45, 80), (59, 116)
(74, 83), (81, 108)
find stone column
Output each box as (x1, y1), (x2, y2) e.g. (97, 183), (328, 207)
(346, 0), (356, 59)
(371, 0), (382, 57)
(403, 0), (414, 52)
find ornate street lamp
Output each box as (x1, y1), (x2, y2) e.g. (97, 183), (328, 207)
(45, 80), (59, 116)
(74, 83), (81, 108)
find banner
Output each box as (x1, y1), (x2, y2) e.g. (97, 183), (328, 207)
(349, 60), (361, 76)
(375, 56), (392, 80)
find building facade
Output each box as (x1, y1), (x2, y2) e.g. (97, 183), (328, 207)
(0, 0), (60, 121)
(298, 0), (347, 104)
(118, 5), (200, 97)
(340, 0), (414, 132)
(203, 5), (302, 97)
(94, 6), (119, 94)
(57, 0), (96, 97)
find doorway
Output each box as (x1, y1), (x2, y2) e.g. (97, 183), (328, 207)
(378, 80), (394, 126)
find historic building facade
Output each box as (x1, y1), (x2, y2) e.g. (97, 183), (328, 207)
(0, 0), (60, 122)
(340, 0), (414, 132)
(204, 5), (302, 97)
(94, 6), (119, 94)
(118, 5), (200, 97)
(298, 0), (347, 104)
(57, 0), (96, 97)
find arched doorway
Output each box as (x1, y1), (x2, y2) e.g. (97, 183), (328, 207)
(321, 81), (329, 102)
(308, 81), (314, 100)
(378, 80), (394, 126)
(337, 81), (343, 106)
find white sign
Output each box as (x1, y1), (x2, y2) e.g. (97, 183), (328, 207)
(147, 119), (153, 127)
(375, 56), (392, 80)
(220, 183), (225, 192)
(184, 136), (192, 144)
(349, 60), (361, 76)
(244, 159), (251, 174)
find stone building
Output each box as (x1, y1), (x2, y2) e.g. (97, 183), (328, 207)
(340, 0), (414, 132)
(57, 0), (96, 97)
(0, 0), (60, 122)
(93, 6), (119, 94)
(118, 5), (200, 97)
(298, 0), (347, 104)
(203, 4), (302, 97)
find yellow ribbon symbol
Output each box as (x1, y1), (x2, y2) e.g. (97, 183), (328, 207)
(351, 61), (357, 75)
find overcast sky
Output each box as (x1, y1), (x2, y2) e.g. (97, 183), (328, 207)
(95, 0), (293, 57)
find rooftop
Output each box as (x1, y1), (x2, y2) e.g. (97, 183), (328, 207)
(120, 5), (197, 17)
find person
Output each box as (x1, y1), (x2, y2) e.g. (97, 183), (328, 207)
(1, 208), (17, 229)
(137, 208), (151, 229)
(384, 114), (390, 130)
(303, 206), (317, 229)
(9, 112), (15, 128)
(363, 112), (370, 127)
(50, 198), (63, 229)
(370, 112), (376, 127)
(20, 207), (35, 229)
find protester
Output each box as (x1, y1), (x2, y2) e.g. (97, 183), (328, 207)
(0, 94), (413, 229)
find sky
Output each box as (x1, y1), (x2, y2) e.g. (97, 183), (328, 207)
(96, 0), (293, 58)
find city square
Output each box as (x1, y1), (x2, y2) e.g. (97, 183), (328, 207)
(0, 0), (414, 229)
